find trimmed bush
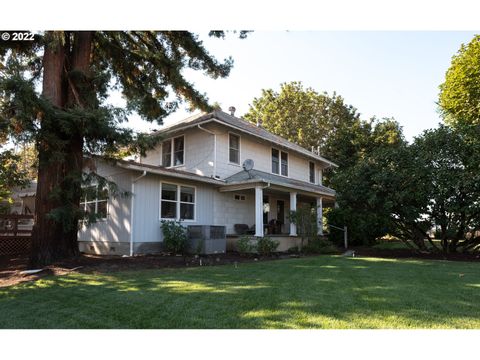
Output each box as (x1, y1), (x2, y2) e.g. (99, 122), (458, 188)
(161, 220), (188, 255)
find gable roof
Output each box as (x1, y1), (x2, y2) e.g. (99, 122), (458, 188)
(224, 169), (336, 197)
(152, 110), (338, 168)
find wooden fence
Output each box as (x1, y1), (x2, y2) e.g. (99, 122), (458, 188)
(0, 214), (34, 256)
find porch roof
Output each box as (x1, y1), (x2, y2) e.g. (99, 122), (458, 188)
(222, 169), (336, 198)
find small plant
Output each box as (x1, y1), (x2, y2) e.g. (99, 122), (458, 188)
(257, 236), (279, 255)
(161, 220), (188, 255)
(236, 235), (256, 255)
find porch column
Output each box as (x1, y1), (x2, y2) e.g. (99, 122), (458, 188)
(255, 186), (264, 237)
(317, 196), (323, 235)
(289, 191), (297, 236)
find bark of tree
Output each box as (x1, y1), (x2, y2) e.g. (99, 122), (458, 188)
(29, 32), (93, 267)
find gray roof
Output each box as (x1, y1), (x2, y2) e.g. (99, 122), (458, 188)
(114, 159), (225, 186)
(153, 110), (338, 168)
(224, 169), (336, 197)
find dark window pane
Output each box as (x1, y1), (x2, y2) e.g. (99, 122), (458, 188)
(84, 186), (97, 202)
(229, 134), (239, 150)
(161, 201), (177, 219)
(162, 140), (172, 167)
(97, 201), (108, 218)
(174, 137), (184, 151)
(281, 152), (288, 176)
(173, 137), (184, 166)
(229, 148), (239, 164)
(180, 203), (194, 220)
(85, 202), (95, 215)
(98, 187), (109, 201)
(162, 183), (177, 201)
(229, 133), (240, 164)
(309, 162), (315, 183)
(272, 148), (279, 174)
(174, 151), (184, 166)
(180, 186), (195, 203)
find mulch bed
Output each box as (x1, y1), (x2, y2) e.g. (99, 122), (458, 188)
(1, 247), (478, 288)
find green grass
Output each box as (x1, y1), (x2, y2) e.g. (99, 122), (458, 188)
(1, 255), (480, 328)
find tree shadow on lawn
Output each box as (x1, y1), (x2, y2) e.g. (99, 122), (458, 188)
(1, 256), (479, 329)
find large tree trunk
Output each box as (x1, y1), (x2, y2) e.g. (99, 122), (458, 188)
(30, 32), (70, 267)
(29, 32), (93, 267)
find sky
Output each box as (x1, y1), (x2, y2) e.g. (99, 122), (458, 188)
(120, 31), (478, 142)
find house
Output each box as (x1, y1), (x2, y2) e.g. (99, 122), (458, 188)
(78, 110), (337, 255)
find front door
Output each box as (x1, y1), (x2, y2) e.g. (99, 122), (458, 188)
(277, 200), (285, 233)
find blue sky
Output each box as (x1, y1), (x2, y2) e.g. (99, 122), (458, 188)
(122, 31), (478, 141)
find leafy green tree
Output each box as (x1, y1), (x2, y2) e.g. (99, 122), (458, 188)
(0, 150), (30, 212)
(244, 81), (404, 174)
(0, 31), (247, 266)
(329, 125), (480, 254)
(439, 35), (480, 127)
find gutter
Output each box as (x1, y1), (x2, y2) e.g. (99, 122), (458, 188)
(130, 170), (147, 257)
(197, 124), (217, 178)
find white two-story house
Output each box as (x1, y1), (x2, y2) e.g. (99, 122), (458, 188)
(78, 110), (337, 254)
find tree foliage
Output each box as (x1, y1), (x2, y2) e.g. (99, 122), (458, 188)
(244, 81), (404, 174)
(0, 150), (30, 211)
(439, 35), (480, 127)
(0, 31), (246, 265)
(329, 125), (480, 253)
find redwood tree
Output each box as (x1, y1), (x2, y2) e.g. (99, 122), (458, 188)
(0, 31), (246, 266)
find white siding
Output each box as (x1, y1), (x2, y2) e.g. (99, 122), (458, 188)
(141, 127), (215, 177)
(139, 122), (327, 184)
(132, 174), (216, 243)
(78, 161), (132, 244)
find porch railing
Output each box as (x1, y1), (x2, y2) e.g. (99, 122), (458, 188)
(0, 214), (34, 255)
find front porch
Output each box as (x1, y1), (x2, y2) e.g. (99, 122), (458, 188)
(219, 180), (335, 245)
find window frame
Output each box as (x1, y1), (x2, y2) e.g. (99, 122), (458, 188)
(80, 183), (109, 221)
(161, 135), (185, 168)
(271, 147), (289, 177)
(159, 181), (197, 222)
(233, 194), (246, 201)
(228, 132), (241, 165)
(309, 161), (315, 183)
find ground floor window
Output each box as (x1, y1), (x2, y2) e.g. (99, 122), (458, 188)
(80, 184), (109, 220)
(160, 182), (195, 221)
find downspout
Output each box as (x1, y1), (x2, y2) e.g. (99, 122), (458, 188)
(197, 124), (217, 178)
(130, 170), (147, 256)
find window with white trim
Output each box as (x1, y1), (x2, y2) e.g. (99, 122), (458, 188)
(160, 182), (195, 221)
(80, 184), (108, 219)
(234, 194), (246, 201)
(309, 161), (315, 183)
(272, 148), (288, 176)
(161, 136), (184, 167)
(229, 133), (240, 164)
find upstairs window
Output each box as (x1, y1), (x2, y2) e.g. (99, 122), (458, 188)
(162, 140), (172, 167)
(272, 148), (288, 176)
(272, 148), (279, 174)
(309, 161), (315, 183)
(162, 136), (184, 167)
(281, 152), (288, 176)
(229, 133), (240, 164)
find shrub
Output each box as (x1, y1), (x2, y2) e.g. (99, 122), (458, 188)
(236, 236), (256, 255)
(161, 220), (188, 255)
(257, 236), (279, 255)
(303, 236), (338, 254)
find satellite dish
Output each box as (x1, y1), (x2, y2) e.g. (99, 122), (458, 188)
(242, 159), (254, 171)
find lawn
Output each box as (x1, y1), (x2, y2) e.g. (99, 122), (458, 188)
(1, 255), (479, 328)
